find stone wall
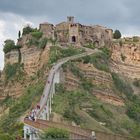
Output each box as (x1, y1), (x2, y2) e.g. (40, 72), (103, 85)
(39, 17), (113, 47)
(39, 23), (54, 39)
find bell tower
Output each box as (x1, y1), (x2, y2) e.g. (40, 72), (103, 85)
(67, 16), (74, 23)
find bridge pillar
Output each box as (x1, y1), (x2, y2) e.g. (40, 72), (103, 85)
(24, 125), (29, 140)
(24, 125), (39, 140)
(46, 101), (50, 120)
(49, 96), (52, 114)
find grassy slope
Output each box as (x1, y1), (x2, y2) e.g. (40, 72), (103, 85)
(52, 48), (140, 138)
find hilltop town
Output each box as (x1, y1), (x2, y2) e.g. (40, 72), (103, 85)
(0, 17), (140, 139)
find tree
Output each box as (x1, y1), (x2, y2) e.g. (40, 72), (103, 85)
(3, 39), (15, 53)
(40, 128), (69, 140)
(113, 30), (121, 39)
(18, 31), (21, 39)
(22, 25), (35, 35)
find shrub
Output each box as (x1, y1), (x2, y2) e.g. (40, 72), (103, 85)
(22, 25), (37, 35)
(133, 79), (140, 87)
(3, 40), (15, 53)
(111, 72), (133, 99)
(121, 53), (126, 61)
(49, 46), (84, 64)
(81, 79), (93, 92)
(63, 109), (82, 125)
(38, 38), (48, 49)
(119, 40), (123, 46)
(3, 40), (21, 54)
(31, 31), (43, 39)
(127, 103), (140, 121)
(113, 30), (121, 39)
(4, 63), (24, 81)
(40, 128), (69, 139)
(0, 133), (14, 140)
(82, 48), (111, 72)
(84, 43), (95, 49)
(55, 83), (65, 93)
(27, 38), (39, 46)
(133, 36), (139, 42)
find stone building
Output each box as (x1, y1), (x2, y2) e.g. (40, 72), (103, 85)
(39, 16), (113, 47)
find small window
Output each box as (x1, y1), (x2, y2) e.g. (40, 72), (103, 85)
(72, 36), (76, 42)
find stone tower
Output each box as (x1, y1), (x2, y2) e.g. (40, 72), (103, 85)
(67, 16), (74, 23)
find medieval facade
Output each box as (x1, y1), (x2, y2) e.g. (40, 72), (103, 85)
(39, 16), (113, 47)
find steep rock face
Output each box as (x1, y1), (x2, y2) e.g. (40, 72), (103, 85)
(3, 82), (24, 98)
(20, 47), (42, 75)
(0, 36), (50, 99)
(63, 63), (124, 106)
(5, 36), (50, 76)
(4, 50), (19, 65)
(111, 44), (140, 65)
(110, 44), (140, 79)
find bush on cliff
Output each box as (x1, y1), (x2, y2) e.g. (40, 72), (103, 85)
(31, 31), (43, 39)
(38, 38), (48, 49)
(3, 40), (21, 54)
(111, 72), (133, 99)
(22, 25), (37, 35)
(4, 63), (24, 81)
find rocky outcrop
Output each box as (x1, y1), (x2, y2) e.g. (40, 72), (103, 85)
(110, 44), (140, 79)
(63, 63), (124, 106)
(111, 44), (140, 66)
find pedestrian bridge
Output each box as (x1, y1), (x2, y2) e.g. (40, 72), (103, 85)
(23, 47), (138, 140)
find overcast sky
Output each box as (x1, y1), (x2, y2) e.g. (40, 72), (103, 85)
(0, 0), (140, 69)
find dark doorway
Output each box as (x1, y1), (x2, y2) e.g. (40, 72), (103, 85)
(72, 36), (76, 43)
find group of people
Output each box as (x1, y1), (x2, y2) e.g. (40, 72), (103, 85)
(25, 104), (40, 121)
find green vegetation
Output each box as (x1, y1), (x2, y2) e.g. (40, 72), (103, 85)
(121, 53), (126, 61)
(82, 48), (111, 72)
(133, 36), (139, 42)
(0, 82), (44, 137)
(113, 30), (121, 39)
(27, 37), (48, 49)
(133, 79), (140, 87)
(0, 95), (15, 108)
(31, 31), (43, 39)
(111, 72), (140, 134)
(84, 43), (95, 49)
(40, 128), (69, 140)
(38, 38), (48, 49)
(49, 45), (85, 64)
(18, 30), (21, 39)
(0, 133), (14, 140)
(27, 38), (39, 46)
(68, 62), (94, 91)
(22, 25), (37, 35)
(111, 72), (133, 100)
(4, 63), (24, 81)
(53, 87), (88, 124)
(3, 39), (21, 54)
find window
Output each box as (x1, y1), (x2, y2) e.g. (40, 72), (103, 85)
(72, 36), (76, 42)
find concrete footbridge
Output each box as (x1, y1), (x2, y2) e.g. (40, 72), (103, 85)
(23, 47), (99, 140)
(23, 47), (139, 140)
